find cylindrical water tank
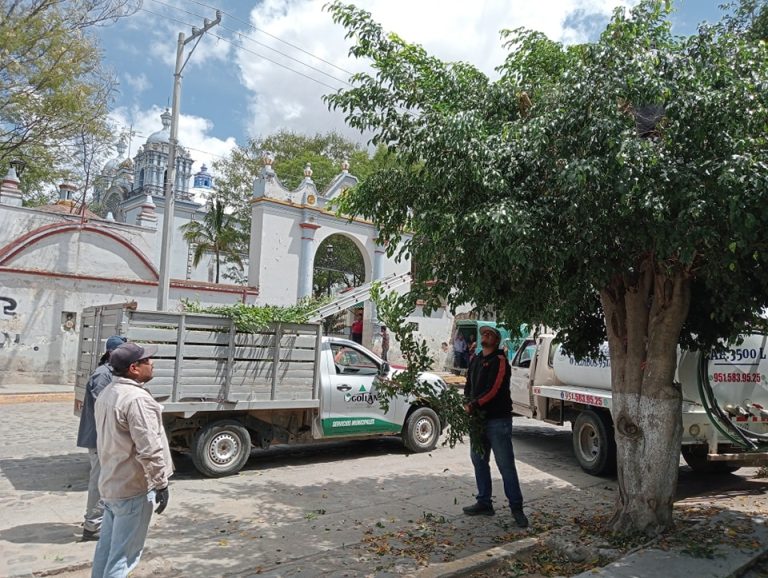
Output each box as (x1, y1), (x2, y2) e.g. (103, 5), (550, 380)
(551, 335), (768, 408)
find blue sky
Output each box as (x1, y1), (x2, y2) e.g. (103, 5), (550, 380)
(94, 0), (732, 173)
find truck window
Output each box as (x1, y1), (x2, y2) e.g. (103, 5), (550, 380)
(331, 344), (380, 376)
(511, 340), (536, 368)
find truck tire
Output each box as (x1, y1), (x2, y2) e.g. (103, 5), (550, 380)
(191, 420), (252, 478)
(681, 446), (741, 474)
(572, 410), (616, 476)
(403, 407), (440, 453)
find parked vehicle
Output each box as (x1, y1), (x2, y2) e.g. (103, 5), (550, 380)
(74, 303), (447, 477)
(508, 333), (768, 475)
(450, 320), (528, 374)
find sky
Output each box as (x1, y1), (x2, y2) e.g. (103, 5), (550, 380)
(95, 0), (729, 177)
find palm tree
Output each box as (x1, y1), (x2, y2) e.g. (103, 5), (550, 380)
(181, 197), (247, 283)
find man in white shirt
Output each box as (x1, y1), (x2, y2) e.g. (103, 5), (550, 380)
(453, 332), (468, 368)
(91, 343), (173, 578)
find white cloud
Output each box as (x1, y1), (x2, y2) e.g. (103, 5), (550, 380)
(123, 72), (151, 94)
(125, 0), (231, 69)
(108, 105), (239, 201)
(234, 0), (639, 142)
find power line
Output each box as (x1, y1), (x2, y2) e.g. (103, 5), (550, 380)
(208, 31), (343, 92)
(138, 5), (194, 29)
(187, 0), (354, 76)
(146, 0), (351, 88)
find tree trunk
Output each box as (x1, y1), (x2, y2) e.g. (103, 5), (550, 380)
(215, 249), (220, 284)
(600, 259), (691, 535)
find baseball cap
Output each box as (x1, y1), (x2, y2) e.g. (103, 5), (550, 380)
(479, 326), (501, 340)
(105, 335), (127, 352)
(109, 342), (158, 372)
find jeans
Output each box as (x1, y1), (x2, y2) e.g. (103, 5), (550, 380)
(470, 417), (524, 510)
(91, 491), (155, 578)
(84, 448), (104, 532)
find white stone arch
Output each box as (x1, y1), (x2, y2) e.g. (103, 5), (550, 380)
(247, 155), (394, 307)
(312, 229), (373, 289)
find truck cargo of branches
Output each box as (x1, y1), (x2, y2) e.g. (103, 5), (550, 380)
(508, 333), (768, 475)
(74, 303), (447, 477)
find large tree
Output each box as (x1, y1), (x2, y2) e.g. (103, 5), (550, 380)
(325, 0), (768, 535)
(0, 0), (137, 199)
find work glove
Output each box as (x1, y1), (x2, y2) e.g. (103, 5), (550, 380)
(154, 486), (169, 514)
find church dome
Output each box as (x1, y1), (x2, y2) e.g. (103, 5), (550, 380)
(102, 137), (128, 174)
(146, 109), (172, 144)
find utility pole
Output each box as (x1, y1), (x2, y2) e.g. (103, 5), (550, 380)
(156, 10), (221, 311)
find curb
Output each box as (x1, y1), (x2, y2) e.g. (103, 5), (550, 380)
(570, 513), (768, 578)
(415, 536), (539, 578)
(0, 392), (74, 405)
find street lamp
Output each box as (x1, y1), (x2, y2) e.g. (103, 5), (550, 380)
(9, 159), (26, 178)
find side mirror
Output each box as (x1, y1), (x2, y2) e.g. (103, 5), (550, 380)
(379, 361), (390, 377)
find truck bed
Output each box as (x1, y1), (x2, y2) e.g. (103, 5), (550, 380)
(76, 304), (322, 413)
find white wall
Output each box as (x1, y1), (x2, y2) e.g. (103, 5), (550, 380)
(0, 203), (255, 384)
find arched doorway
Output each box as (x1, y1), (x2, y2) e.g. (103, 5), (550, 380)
(313, 234), (366, 336)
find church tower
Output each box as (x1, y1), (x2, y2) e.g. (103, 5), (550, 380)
(130, 109), (194, 201)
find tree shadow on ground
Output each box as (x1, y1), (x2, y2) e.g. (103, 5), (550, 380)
(133, 468), (568, 578)
(0, 522), (82, 544)
(0, 452), (89, 491)
(677, 468), (768, 502)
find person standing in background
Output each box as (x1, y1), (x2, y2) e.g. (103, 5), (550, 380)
(76, 335), (126, 542)
(351, 311), (363, 344)
(380, 325), (390, 361)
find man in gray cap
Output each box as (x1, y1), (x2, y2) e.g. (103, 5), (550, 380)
(462, 325), (528, 528)
(76, 335), (126, 541)
(91, 342), (173, 578)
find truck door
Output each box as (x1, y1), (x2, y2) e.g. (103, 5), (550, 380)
(509, 339), (536, 414)
(320, 343), (402, 437)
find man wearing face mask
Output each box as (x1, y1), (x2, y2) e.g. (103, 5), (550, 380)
(462, 326), (528, 528)
(91, 342), (173, 578)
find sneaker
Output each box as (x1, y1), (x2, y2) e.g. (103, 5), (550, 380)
(511, 508), (529, 528)
(462, 502), (495, 516)
(81, 529), (100, 542)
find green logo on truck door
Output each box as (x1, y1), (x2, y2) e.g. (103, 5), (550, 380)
(321, 417), (401, 436)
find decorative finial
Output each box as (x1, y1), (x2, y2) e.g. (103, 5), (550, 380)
(116, 136), (127, 157)
(160, 108), (171, 129)
(341, 158), (350, 173)
(304, 162), (313, 178)
(261, 150), (274, 167)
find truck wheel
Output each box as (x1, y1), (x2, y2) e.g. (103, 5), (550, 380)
(572, 410), (616, 476)
(403, 407), (440, 453)
(191, 420), (252, 478)
(681, 446), (741, 474)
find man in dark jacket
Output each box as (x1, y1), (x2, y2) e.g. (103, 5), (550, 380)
(462, 326), (528, 528)
(76, 335), (126, 541)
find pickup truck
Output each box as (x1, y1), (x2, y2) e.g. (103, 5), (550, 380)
(74, 303), (447, 477)
(507, 333), (768, 475)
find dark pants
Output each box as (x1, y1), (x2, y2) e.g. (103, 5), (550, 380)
(454, 352), (467, 368)
(470, 417), (524, 510)
(351, 333), (362, 344)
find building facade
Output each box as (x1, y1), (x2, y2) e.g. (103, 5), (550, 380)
(0, 131), (455, 383)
